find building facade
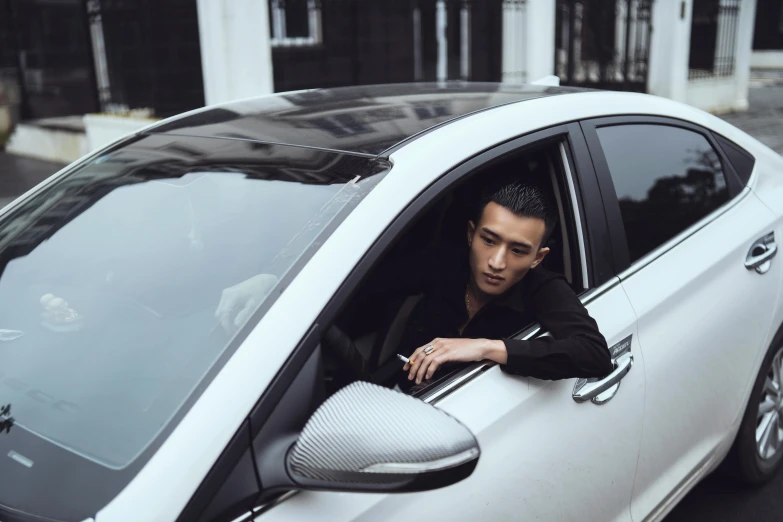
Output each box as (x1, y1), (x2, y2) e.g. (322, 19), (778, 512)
(0, 0), (771, 133)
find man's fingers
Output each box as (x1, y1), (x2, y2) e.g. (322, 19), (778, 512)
(407, 346), (425, 380)
(214, 289), (234, 319)
(233, 298), (258, 328)
(426, 356), (445, 380)
(216, 290), (237, 333)
(416, 356), (435, 384)
(408, 357), (419, 380)
(219, 311), (234, 334)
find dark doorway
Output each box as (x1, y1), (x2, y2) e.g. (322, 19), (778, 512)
(5, 0), (98, 120)
(96, 0), (205, 118)
(753, 0), (783, 51)
(555, 0), (653, 92)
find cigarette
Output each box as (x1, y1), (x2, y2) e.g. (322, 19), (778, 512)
(396, 353), (410, 364)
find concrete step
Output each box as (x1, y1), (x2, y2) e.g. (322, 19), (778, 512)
(6, 117), (88, 164)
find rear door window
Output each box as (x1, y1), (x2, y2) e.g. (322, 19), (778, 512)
(595, 124), (730, 263)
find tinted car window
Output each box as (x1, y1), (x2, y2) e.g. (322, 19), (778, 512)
(597, 124), (729, 263)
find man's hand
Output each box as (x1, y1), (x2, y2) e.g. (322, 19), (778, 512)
(404, 338), (503, 385)
(215, 273), (278, 333)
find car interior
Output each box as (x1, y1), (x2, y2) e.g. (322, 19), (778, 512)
(321, 140), (583, 396)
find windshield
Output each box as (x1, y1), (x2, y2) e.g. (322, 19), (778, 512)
(0, 134), (388, 520)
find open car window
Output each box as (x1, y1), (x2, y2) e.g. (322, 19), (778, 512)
(321, 137), (589, 399)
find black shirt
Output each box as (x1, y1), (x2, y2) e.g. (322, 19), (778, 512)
(367, 243), (613, 381)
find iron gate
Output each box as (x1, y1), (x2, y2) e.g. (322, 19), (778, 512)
(689, 0), (741, 79)
(271, 0), (504, 93)
(555, 0), (653, 92)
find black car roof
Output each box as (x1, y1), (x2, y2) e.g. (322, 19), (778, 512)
(146, 83), (587, 157)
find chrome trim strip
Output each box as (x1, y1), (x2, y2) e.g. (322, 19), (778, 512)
(422, 362), (493, 404)
(560, 142), (589, 288)
(579, 276), (621, 306)
(619, 187), (751, 281)
(422, 325), (541, 404)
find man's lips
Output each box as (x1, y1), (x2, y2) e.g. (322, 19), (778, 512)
(483, 273), (504, 284)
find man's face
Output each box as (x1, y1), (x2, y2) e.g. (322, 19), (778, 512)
(467, 202), (550, 297)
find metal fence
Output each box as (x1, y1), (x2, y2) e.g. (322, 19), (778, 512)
(689, 0), (741, 80)
(1, 0), (98, 120)
(554, 0), (653, 93)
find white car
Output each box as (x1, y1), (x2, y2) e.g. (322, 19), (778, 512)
(0, 83), (781, 522)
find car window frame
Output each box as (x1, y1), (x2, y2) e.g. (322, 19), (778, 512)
(580, 115), (747, 275)
(339, 125), (604, 406)
(316, 124), (608, 405)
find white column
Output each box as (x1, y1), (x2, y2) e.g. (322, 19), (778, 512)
(196, 0), (274, 106)
(647, 0), (691, 102)
(732, 0), (758, 110)
(436, 0), (448, 82)
(502, 0), (555, 84)
(502, 0), (526, 83)
(525, 0), (556, 81)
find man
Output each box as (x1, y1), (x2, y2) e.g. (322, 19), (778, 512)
(398, 181), (612, 385)
(216, 180), (612, 387)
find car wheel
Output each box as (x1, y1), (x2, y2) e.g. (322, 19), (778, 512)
(727, 338), (783, 484)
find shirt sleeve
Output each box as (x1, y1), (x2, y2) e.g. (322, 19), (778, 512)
(500, 273), (613, 380)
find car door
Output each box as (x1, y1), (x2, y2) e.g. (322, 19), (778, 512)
(257, 126), (646, 522)
(581, 117), (782, 521)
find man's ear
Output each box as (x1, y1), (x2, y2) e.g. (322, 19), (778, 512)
(531, 247), (550, 269)
(467, 221), (476, 247)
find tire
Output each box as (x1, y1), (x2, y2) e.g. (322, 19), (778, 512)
(725, 336), (783, 485)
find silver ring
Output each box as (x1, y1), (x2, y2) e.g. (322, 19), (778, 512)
(424, 345), (434, 355)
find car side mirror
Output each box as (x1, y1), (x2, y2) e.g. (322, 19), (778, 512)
(286, 381), (480, 493)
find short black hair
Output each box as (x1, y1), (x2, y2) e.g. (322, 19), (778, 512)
(474, 181), (557, 248)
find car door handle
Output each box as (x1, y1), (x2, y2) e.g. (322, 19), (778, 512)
(746, 233), (777, 274)
(572, 353), (633, 403)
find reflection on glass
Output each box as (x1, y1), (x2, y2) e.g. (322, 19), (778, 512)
(0, 404), (14, 434)
(597, 124), (729, 263)
(0, 135), (387, 469)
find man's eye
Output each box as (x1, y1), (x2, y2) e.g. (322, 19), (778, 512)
(481, 236), (494, 245)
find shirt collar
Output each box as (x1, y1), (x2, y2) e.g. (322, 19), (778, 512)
(440, 247), (528, 315)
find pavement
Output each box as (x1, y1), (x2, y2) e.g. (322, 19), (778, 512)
(720, 79), (783, 155)
(0, 81), (782, 520)
(0, 153), (64, 208)
(665, 469), (783, 521)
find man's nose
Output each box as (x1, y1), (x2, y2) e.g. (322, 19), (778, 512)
(488, 248), (506, 271)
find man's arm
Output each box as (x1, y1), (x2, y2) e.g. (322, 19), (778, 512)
(404, 272), (612, 385)
(499, 273), (613, 380)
